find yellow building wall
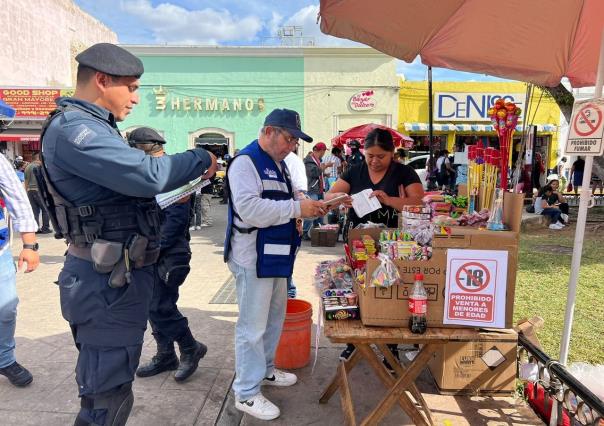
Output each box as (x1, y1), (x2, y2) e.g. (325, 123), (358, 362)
(398, 81), (561, 167)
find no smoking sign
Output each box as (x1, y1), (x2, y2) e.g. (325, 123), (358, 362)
(565, 98), (604, 156)
(444, 250), (508, 328)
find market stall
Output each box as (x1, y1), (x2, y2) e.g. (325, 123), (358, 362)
(313, 183), (524, 424)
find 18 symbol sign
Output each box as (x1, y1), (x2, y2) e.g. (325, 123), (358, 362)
(455, 262), (490, 292)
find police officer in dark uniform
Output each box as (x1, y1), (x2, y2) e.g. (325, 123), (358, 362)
(127, 127), (207, 383)
(346, 139), (365, 171)
(39, 44), (216, 426)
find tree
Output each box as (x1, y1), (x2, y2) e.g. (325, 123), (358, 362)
(542, 83), (604, 181)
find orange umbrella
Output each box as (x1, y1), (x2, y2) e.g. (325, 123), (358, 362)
(319, 0), (604, 88)
(331, 123), (413, 148)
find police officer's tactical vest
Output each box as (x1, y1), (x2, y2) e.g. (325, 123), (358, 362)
(36, 106), (161, 249)
(0, 206), (8, 251)
(223, 140), (301, 278)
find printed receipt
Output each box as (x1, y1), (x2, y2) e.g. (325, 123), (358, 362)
(351, 188), (382, 217)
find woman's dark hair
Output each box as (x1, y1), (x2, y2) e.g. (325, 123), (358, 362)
(539, 185), (554, 197)
(364, 128), (395, 152)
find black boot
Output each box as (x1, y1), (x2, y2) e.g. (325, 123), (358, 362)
(75, 383), (133, 426)
(175, 330), (207, 382)
(135, 342), (178, 378)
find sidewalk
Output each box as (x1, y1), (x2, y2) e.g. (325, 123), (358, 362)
(2, 200), (542, 425)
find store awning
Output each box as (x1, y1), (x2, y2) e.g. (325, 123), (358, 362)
(194, 137), (228, 146)
(0, 134), (40, 142)
(402, 123), (558, 133)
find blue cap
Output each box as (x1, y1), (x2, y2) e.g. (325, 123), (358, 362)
(263, 108), (312, 142)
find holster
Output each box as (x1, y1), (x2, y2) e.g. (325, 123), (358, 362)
(90, 239), (123, 274)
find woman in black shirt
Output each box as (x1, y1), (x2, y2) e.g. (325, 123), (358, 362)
(325, 128), (425, 366)
(326, 128), (424, 232)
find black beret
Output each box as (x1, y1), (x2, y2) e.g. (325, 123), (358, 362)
(128, 127), (166, 145)
(76, 43), (144, 77)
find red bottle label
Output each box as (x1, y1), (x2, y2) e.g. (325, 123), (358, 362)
(408, 298), (427, 315)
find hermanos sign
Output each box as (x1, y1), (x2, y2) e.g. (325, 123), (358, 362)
(153, 86), (265, 113)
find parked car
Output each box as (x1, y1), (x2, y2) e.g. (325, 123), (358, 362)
(407, 154), (429, 189)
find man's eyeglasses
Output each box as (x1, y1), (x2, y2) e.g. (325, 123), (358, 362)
(275, 128), (299, 147)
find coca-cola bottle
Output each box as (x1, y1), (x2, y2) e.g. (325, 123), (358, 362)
(408, 273), (427, 334)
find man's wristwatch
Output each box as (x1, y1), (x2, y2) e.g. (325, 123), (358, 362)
(23, 243), (39, 252)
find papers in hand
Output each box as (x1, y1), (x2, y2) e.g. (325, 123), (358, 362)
(155, 177), (210, 209)
(351, 188), (381, 218)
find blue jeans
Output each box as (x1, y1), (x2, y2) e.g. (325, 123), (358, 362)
(0, 249), (18, 369)
(302, 193), (324, 238)
(228, 261), (287, 401)
(541, 208), (562, 224)
(287, 276), (297, 298)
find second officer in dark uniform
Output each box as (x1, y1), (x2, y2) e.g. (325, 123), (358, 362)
(39, 43), (216, 425)
(127, 127), (207, 383)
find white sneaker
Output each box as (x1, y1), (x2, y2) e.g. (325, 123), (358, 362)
(188, 226), (196, 231)
(549, 222), (564, 230)
(195, 225), (201, 230)
(235, 392), (280, 421)
(262, 369), (297, 387)
(200, 223), (211, 227)
(561, 213), (569, 223)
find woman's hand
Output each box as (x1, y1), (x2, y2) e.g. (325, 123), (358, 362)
(370, 190), (390, 206)
(325, 192), (353, 208)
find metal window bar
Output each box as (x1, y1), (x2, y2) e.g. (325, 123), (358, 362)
(517, 333), (604, 425)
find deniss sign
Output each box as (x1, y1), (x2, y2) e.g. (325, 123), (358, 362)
(565, 97), (604, 156)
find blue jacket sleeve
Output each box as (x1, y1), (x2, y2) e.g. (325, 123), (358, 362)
(160, 203), (191, 248)
(54, 119), (212, 198)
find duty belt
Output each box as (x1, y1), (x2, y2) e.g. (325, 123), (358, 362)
(68, 245), (160, 268)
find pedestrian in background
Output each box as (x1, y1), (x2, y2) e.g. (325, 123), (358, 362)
(303, 142), (332, 239)
(23, 152), (51, 234)
(0, 152), (39, 388)
(224, 108), (327, 420)
(284, 148), (308, 299)
(198, 174), (214, 227)
(41, 43), (215, 426)
(323, 146), (344, 190)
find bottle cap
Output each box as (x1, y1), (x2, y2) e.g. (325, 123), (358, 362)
(414, 273), (424, 281)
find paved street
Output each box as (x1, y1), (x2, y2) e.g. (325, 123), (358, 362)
(2, 200), (541, 425)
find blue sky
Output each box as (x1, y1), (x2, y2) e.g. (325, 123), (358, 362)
(74, 0), (508, 82)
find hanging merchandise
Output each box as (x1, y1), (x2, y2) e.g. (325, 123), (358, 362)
(480, 147), (501, 211)
(487, 189), (506, 231)
(488, 99), (521, 191)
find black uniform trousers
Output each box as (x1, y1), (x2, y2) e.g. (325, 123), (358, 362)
(148, 270), (189, 348)
(57, 254), (154, 396)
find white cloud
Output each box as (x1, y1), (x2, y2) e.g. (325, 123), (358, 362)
(120, 0), (263, 44)
(284, 5), (361, 46)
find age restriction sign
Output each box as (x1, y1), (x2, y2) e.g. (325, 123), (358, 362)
(444, 249), (508, 328)
(565, 98), (604, 156)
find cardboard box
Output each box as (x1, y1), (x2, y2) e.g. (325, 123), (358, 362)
(348, 196), (523, 328)
(355, 227), (519, 328)
(428, 329), (518, 395)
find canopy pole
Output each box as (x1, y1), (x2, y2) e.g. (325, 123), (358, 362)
(428, 66), (434, 186)
(559, 28), (604, 366)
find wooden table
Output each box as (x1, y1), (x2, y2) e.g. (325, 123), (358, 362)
(319, 320), (484, 426)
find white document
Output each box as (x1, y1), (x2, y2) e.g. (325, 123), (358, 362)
(443, 249), (508, 328)
(351, 188), (382, 217)
(155, 177), (211, 209)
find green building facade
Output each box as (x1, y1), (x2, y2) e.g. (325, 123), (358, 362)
(123, 46), (305, 155)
